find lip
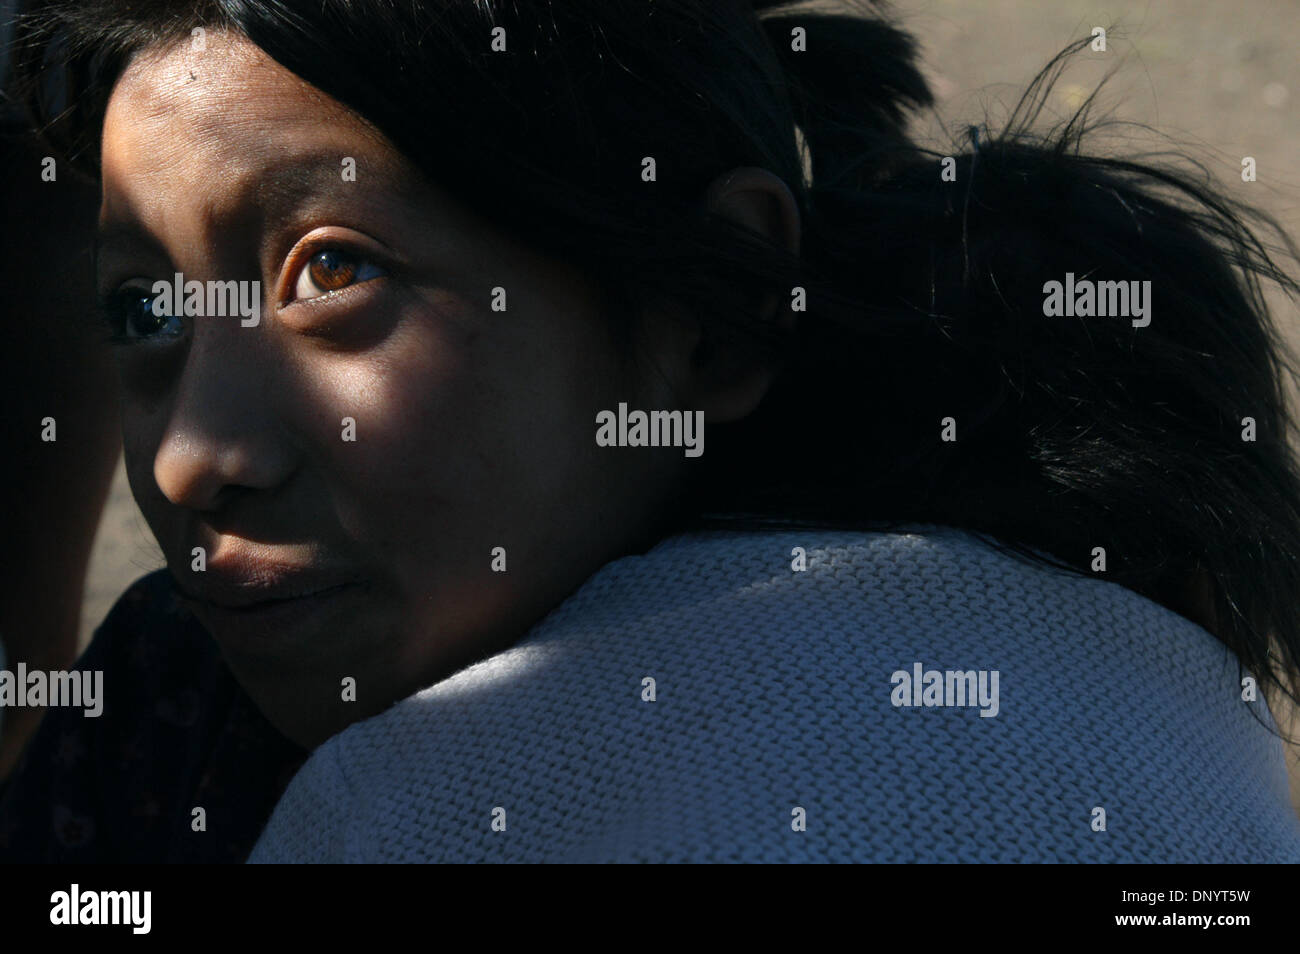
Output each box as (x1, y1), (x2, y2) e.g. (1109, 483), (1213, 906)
(184, 580), (366, 638)
(177, 562), (364, 608)
(171, 541), (368, 612)
(182, 578), (359, 611)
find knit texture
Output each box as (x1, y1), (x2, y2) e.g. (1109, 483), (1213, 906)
(248, 526), (1300, 862)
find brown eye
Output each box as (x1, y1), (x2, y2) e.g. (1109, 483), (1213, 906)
(309, 250), (356, 289)
(293, 248), (383, 300)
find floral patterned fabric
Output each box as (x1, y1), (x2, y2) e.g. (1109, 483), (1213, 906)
(0, 571), (308, 862)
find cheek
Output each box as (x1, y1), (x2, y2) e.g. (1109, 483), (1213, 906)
(119, 401), (174, 534)
(299, 308), (490, 504)
(307, 297), (624, 573)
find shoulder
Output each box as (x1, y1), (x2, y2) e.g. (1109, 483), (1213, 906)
(250, 527), (1300, 862)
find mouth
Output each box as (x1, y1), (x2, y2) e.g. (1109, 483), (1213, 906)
(177, 578), (370, 646)
(181, 579), (360, 612)
(170, 543), (371, 637)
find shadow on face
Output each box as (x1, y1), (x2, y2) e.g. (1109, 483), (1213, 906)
(97, 31), (692, 747)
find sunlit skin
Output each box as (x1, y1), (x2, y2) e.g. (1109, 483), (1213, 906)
(96, 32), (799, 748)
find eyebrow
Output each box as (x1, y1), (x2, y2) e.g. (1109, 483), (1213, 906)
(93, 223), (165, 286)
(253, 157), (373, 220)
(95, 152), (398, 276)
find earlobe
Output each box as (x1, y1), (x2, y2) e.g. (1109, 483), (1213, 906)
(688, 341), (783, 424)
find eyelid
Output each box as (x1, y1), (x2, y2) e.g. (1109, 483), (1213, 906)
(96, 267), (162, 303)
(104, 276), (157, 299)
(277, 227), (396, 307)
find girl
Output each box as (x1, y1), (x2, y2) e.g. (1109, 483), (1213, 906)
(3, 0), (1300, 862)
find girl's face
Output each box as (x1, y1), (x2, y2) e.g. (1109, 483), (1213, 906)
(96, 33), (694, 746)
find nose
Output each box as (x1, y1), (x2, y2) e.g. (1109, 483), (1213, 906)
(153, 331), (297, 511)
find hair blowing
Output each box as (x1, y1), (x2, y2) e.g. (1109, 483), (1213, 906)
(13, 0), (1300, 722)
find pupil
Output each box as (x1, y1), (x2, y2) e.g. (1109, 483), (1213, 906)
(128, 293), (165, 336)
(310, 250), (355, 290)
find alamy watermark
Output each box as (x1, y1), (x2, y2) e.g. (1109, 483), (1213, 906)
(1042, 272), (1151, 327)
(595, 402), (704, 458)
(50, 885), (150, 934)
(0, 664), (103, 717)
(890, 662), (1000, 717)
(151, 272), (261, 327)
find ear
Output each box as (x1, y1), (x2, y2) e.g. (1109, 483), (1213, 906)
(685, 166), (802, 423)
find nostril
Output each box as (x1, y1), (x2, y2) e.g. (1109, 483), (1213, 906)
(153, 436), (231, 511)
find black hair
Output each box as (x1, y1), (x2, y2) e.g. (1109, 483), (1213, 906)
(12, 0), (1300, 721)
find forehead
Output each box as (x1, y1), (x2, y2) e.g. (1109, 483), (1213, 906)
(102, 30), (397, 191)
(109, 29), (359, 132)
(98, 29), (427, 252)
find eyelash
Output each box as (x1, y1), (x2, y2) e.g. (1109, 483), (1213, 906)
(284, 245), (386, 306)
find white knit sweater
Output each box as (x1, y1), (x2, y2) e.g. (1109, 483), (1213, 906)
(248, 526), (1300, 862)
